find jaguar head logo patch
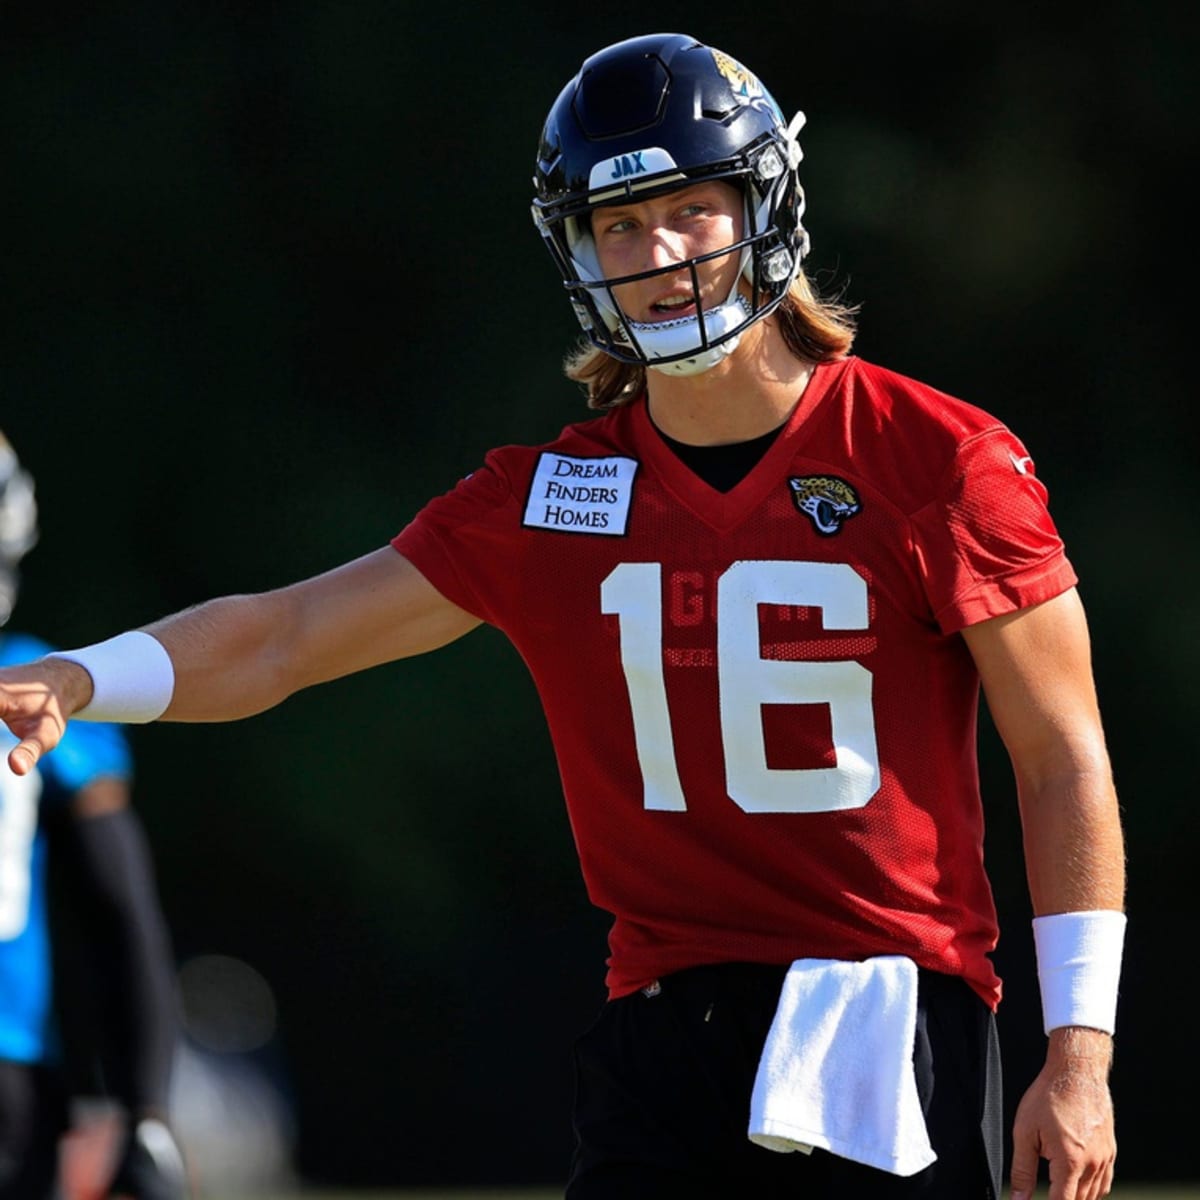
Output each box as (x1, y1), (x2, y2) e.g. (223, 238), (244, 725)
(788, 475), (861, 536)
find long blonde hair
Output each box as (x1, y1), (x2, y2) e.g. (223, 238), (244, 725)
(563, 272), (859, 410)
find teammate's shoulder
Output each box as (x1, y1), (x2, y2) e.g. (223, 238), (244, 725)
(0, 630), (55, 668)
(43, 716), (133, 793)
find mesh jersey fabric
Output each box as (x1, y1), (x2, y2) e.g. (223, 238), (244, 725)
(391, 356), (1077, 1007)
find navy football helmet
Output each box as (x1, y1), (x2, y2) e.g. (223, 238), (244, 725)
(531, 33), (810, 376)
(0, 432), (38, 627)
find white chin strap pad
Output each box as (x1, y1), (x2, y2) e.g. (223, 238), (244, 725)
(647, 341), (738, 376)
(632, 295), (752, 376)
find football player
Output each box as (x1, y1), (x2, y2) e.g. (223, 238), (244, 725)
(0, 34), (1124, 1200)
(0, 433), (188, 1200)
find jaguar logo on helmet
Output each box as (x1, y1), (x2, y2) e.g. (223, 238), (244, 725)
(709, 49), (765, 103)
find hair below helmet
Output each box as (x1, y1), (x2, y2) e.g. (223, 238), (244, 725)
(531, 33), (810, 376)
(0, 433), (38, 627)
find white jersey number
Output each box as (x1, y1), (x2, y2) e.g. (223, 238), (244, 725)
(602, 560), (880, 814)
(0, 750), (41, 938)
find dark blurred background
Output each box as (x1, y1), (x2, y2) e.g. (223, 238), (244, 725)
(2, 0), (1195, 1190)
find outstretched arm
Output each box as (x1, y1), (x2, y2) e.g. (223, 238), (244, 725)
(963, 587), (1125, 1200)
(0, 548), (480, 774)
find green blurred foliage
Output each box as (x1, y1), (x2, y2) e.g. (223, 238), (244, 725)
(1, 0), (1194, 1187)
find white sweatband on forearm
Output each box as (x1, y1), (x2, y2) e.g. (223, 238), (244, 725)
(47, 631), (175, 724)
(1032, 909), (1127, 1035)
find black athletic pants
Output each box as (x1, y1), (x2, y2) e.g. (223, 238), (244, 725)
(0, 1061), (67, 1200)
(567, 962), (1003, 1199)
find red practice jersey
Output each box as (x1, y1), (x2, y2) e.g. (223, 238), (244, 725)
(392, 357), (1077, 1007)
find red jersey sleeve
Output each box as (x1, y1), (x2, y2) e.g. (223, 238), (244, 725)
(390, 452), (516, 625)
(911, 426), (1078, 633)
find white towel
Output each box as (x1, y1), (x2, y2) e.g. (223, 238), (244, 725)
(747, 955), (936, 1176)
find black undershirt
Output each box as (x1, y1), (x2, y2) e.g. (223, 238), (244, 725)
(653, 420), (785, 493)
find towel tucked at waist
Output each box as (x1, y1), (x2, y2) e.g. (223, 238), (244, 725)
(748, 955), (936, 1177)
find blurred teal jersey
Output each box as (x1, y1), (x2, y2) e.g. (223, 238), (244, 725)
(0, 632), (131, 1064)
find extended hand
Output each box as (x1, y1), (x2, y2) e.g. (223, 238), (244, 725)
(0, 658), (91, 774)
(1010, 1027), (1116, 1200)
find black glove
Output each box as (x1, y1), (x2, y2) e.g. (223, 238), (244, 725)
(108, 1117), (189, 1200)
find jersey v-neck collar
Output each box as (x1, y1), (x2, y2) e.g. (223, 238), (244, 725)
(629, 358), (850, 532)
(653, 419), (785, 494)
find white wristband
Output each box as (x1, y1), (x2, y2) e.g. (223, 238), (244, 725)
(1032, 910), (1126, 1035)
(47, 631), (175, 724)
